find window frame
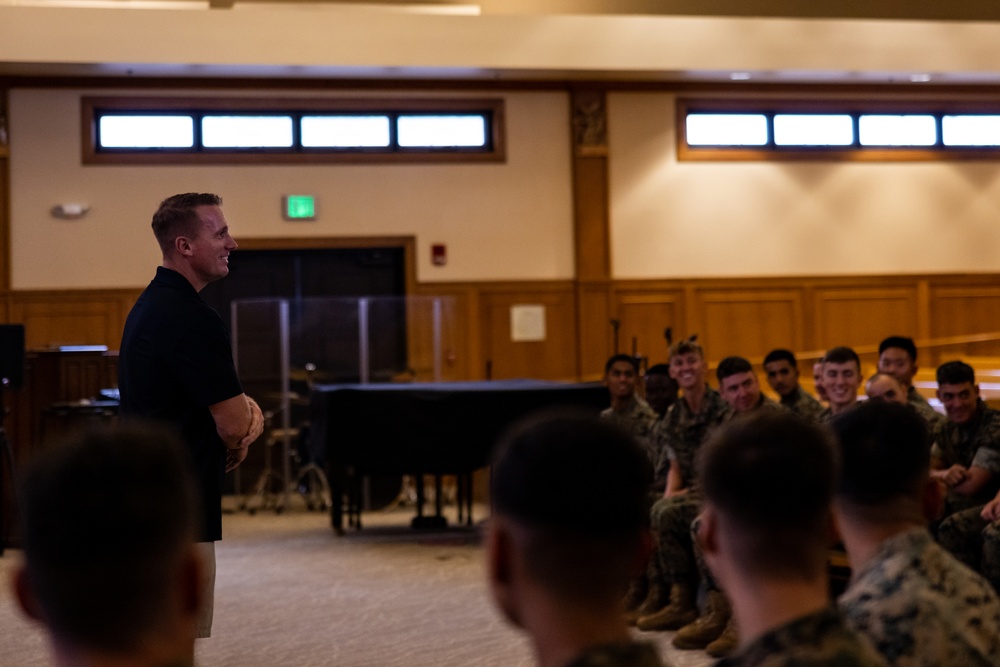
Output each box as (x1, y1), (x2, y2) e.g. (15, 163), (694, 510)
(82, 96), (506, 165)
(677, 98), (1000, 162)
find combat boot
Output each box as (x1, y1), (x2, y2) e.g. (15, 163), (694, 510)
(671, 590), (731, 649)
(705, 616), (738, 657)
(635, 583), (697, 631)
(625, 578), (667, 626)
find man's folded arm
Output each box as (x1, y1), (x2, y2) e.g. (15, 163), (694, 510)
(209, 394), (264, 449)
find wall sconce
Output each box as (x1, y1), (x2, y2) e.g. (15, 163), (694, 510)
(51, 204), (90, 220)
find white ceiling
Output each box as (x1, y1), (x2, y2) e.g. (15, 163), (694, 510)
(2, 1), (1000, 84)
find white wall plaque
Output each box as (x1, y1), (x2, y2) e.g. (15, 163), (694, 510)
(510, 304), (546, 342)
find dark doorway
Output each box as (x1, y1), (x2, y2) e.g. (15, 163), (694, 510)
(200, 245), (408, 386)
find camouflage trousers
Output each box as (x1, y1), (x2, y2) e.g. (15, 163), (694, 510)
(937, 505), (1000, 593)
(650, 493), (718, 591)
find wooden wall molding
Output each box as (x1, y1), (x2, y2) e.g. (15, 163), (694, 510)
(8, 289), (141, 350)
(2, 272), (1000, 385)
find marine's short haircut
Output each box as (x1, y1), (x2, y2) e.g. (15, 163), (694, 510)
(824, 346), (861, 370)
(491, 410), (652, 602)
(830, 401), (930, 506)
(17, 423), (200, 653)
(936, 360), (976, 386)
(604, 353), (639, 374)
(716, 356), (753, 383)
(645, 363), (671, 377)
(878, 335), (918, 362)
(763, 348), (798, 367)
(668, 335), (704, 361)
(698, 412), (837, 579)
(151, 192), (222, 255)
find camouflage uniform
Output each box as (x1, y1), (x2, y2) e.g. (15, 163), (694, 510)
(652, 493), (703, 589)
(818, 402), (859, 427)
(601, 395), (658, 466)
(692, 396), (785, 593)
(932, 401), (1000, 516)
(779, 385), (825, 425)
(908, 386), (944, 432)
(650, 414), (671, 495)
(653, 387), (730, 490)
(649, 388), (729, 587)
(715, 606), (886, 667)
(563, 641), (666, 667)
(839, 527), (1000, 667)
(937, 505), (1000, 594)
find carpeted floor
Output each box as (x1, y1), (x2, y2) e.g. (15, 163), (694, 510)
(0, 499), (713, 667)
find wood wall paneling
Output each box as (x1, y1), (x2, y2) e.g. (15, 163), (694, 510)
(812, 287), (919, 363)
(481, 285), (578, 381)
(616, 291), (682, 367)
(0, 145), (9, 295)
(929, 286), (1000, 362)
(573, 156), (610, 281)
(576, 281), (613, 380)
(696, 290), (803, 362)
(402, 292), (467, 382)
(414, 284), (477, 380)
(0, 276), (998, 386)
(9, 292), (139, 349)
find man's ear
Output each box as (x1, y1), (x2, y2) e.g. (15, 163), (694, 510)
(174, 235), (193, 257)
(11, 565), (44, 623)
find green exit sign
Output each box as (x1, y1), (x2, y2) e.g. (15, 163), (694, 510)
(283, 195), (316, 221)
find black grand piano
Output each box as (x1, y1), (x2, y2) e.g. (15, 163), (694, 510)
(310, 380), (608, 533)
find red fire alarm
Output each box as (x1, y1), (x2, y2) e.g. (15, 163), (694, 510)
(431, 244), (447, 266)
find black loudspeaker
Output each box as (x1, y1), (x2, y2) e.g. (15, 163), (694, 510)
(0, 325), (25, 389)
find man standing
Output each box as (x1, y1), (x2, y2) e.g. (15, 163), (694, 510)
(878, 336), (943, 429)
(119, 193), (264, 638)
(832, 401), (1000, 666)
(763, 348), (824, 423)
(487, 412), (667, 667)
(701, 413), (886, 667)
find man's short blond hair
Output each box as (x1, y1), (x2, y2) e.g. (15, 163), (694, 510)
(668, 335), (703, 360)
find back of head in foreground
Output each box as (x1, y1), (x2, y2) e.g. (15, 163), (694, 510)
(488, 411), (654, 662)
(14, 423), (202, 664)
(829, 400), (931, 524)
(699, 412), (838, 586)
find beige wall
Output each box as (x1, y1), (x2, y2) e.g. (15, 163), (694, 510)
(608, 92), (1000, 279)
(8, 88), (574, 289)
(14, 86), (1000, 291)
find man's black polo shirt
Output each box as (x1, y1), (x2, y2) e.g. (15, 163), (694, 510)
(119, 266), (244, 542)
